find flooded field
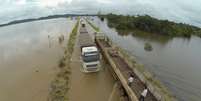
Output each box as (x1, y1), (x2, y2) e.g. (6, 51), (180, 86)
(92, 17), (201, 101)
(0, 18), (76, 101)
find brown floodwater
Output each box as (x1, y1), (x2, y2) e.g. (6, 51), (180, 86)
(69, 58), (116, 101)
(0, 18), (76, 101)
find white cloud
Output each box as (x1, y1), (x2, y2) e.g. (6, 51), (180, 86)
(16, 0), (26, 5)
(96, 0), (112, 4)
(0, 0), (200, 27)
(36, 0), (70, 7)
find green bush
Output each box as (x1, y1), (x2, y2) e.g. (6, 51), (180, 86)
(144, 42), (153, 51)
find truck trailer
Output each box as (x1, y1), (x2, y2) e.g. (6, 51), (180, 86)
(79, 22), (100, 72)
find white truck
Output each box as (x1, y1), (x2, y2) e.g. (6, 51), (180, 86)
(79, 22), (100, 72)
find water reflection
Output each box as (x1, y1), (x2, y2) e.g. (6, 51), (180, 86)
(122, 30), (173, 45)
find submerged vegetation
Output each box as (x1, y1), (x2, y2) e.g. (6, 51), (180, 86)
(58, 57), (66, 68)
(104, 14), (201, 38)
(144, 42), (153, 51)
(48, 19), (79, 101)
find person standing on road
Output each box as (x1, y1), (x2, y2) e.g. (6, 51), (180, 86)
(128, 74), (134, 86)
(139, 86), (148, 101)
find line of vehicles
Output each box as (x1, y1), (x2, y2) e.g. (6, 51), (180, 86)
(79, 20), (101, 73)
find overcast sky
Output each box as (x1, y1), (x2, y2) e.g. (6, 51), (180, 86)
(0, 0), (201, 27)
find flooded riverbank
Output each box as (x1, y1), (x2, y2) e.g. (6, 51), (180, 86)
(0, 18), (76, 101)
(91, 17), (201, 101)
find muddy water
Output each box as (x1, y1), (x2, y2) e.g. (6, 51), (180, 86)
(92, 17), (201, 101)
(0, 18), (76, 101)
(69, 58), (116, 101)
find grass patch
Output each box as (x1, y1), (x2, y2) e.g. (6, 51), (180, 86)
(48, 19), (79, 101)
(86, 19), (100, 32)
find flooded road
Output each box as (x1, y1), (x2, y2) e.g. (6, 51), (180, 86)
(68, 22), (116, 101)
(0, 18), (76, 101)
(92, 17), (201, 101)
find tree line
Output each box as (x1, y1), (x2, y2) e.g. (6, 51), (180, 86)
(102, 14), (201, 38)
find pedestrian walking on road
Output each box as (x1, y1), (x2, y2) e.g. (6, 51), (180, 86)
(128, 74), (134, 86)
(139, 86), (148, 101)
